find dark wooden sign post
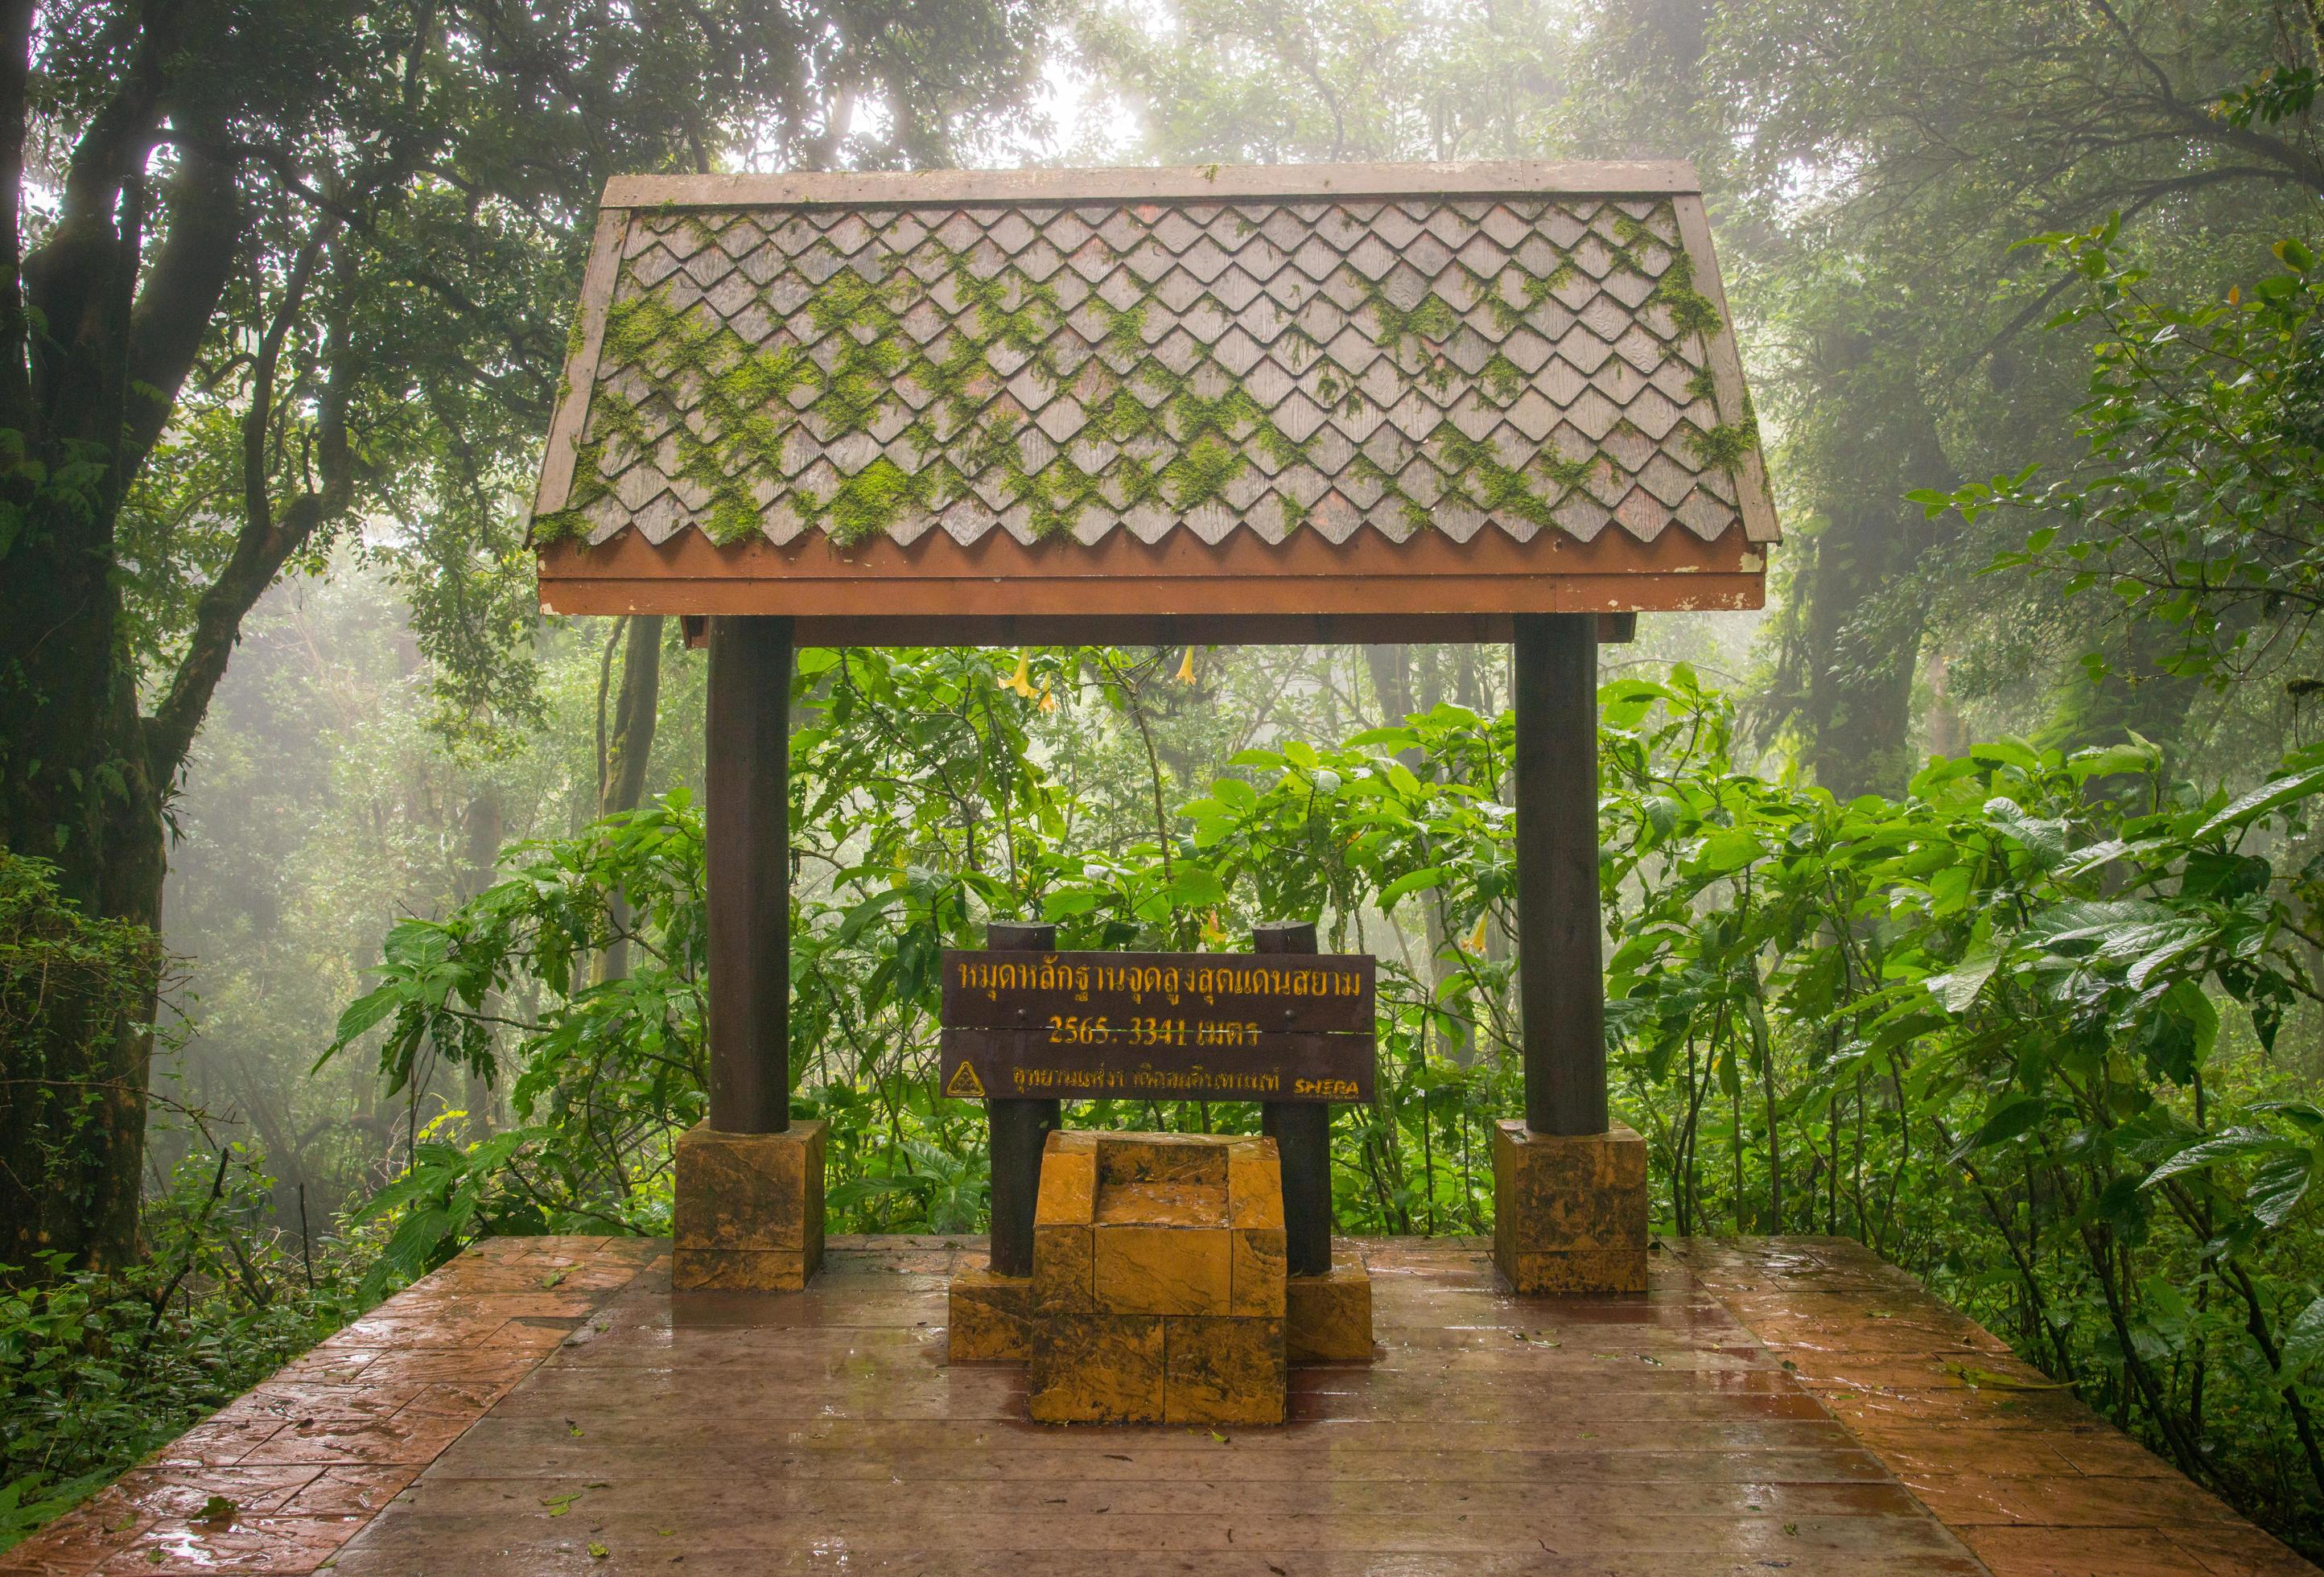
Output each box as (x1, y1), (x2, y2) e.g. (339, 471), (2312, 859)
(529, 162), (1778, 1298)
(943, 920), (1370, 1278)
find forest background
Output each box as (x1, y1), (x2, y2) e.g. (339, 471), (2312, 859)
(7, 0), (2324, 1558)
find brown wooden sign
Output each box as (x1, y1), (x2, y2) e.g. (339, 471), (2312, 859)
(938, 949), (1375, 1104)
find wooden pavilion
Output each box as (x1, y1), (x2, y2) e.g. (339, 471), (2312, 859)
(529, 160), (1778, 1296)
(19, 162), (2322, 1577)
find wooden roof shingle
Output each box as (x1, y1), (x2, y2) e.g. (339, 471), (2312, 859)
(531, 163), (1778, 559)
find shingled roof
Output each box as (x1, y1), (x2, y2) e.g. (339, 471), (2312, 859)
(530, 163), (1778, 558)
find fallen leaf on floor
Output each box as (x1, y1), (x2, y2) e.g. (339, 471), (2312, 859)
(1947, 1362), (2069, 1390)
(590, 1541), (610, 1558)
(542, 1269), (568, 1288)
(193, 1495), (239, 1524)
(1209, 1430), (1229, 1444)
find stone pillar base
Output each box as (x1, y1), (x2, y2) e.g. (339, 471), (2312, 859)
(672, 1119), (825, 1291)
(948, 1267), (1036, 1362)
(1286, 1263), (1374, 1361)
(1492, 1119), (1647, 1295)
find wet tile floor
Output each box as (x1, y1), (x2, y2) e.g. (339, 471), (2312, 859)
(2, 1234), (2310, 1575)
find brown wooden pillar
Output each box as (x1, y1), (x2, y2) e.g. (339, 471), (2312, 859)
(1256, 920), (1333, 1277)
(984, 920), (1063, 1277)
(705, 615), (793, 1134)
(1512, 612), (1608, 1136)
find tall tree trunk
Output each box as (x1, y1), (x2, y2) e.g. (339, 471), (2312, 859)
(459, 788), (504, 1137)
(594, 615), (662, 983)
(0, 477), (172, 1270)
(598, 615), (664, 821)
(1782, 331), (1958, 798)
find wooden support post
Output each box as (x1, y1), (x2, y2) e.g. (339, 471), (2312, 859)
(1255, 920), (1333, 1278)
(985, 920), (1062, 1277)
(705, 615), (793, 1135)
(1513, 613), (1608, 1137)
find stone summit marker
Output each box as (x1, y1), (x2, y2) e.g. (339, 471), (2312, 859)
(939, 948), (1377, 1104)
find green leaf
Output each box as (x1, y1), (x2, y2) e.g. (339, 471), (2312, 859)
(2194, 763), (2324, 839)
(1949, 1096), (2051, 1163)
(1926, 946), (1999, 1014)
(1697, 828), (1762, 874)
(331, 985), (403, 1048)
(2142, 1127), (2301, 1188)
(2249, 1151), (2318, 1229)
(832, 888), (907, 948)
(1378, 867), (1446, 908)
(1167, 866), (1226, 908)
(2277, 1295), (2324, 1388)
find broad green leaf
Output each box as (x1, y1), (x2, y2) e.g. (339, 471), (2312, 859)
(2277, 1295), (2324, 1388)
(1697, 828), (1762, 874)
(1926, 946), (1999, 1014)
(1948, 1095), (2050, 1163)
(2250, 1152), (2318, 1228)
(2142, 1127), (2301, 1188)
(2194, 763), (2324, 839)
(1167, 865), (1227, 908)
(1378, 867), (1447, 908)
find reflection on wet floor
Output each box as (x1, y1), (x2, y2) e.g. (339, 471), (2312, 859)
(3, 1233), (2309, 1575)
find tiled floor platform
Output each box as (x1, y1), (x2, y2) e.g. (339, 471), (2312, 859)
(4, 1234), (2311, 1575)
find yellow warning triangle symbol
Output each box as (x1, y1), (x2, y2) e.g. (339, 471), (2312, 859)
(944, 1060), (987, 1099)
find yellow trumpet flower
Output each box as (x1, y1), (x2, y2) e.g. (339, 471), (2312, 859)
(1468, 914), (1490, 953)
(1008, 650), (1034, 698)
(1175, 647), (1197, 684)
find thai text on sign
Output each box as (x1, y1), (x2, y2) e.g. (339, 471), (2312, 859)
(938, 949), (1376, 1104)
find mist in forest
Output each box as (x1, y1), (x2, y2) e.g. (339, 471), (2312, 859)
(10, 0), (2324, 1554)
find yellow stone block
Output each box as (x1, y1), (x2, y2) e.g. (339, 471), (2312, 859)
(671, 1120), (825, 1291)
(670, 1247), (815, 1291)
(1230, 1225), (1287, 1318)
(1098, 1131), (1230, 1187)
(1094, 1180), (1228, 1227)
(1163, 1316), (1285, 1426)
(1491, 1120), (1650, 1295)
(1228, 1147), (1285, 1230)
(1285, 1262), (1374, 1361)
(1029, 1313), (1164, 1424)
(1505, 1248), (1649, 1295)
(1013, 1130), (1296, 1424)
(1033, 1142), (1096, 1226)
(949, 1267), (1035, 1363)
(1032, 1222), (1094, 1313)
(1094, 1224), (1233, 1316)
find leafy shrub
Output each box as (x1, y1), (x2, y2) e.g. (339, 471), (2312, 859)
(0, 1145), (366, 1551)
